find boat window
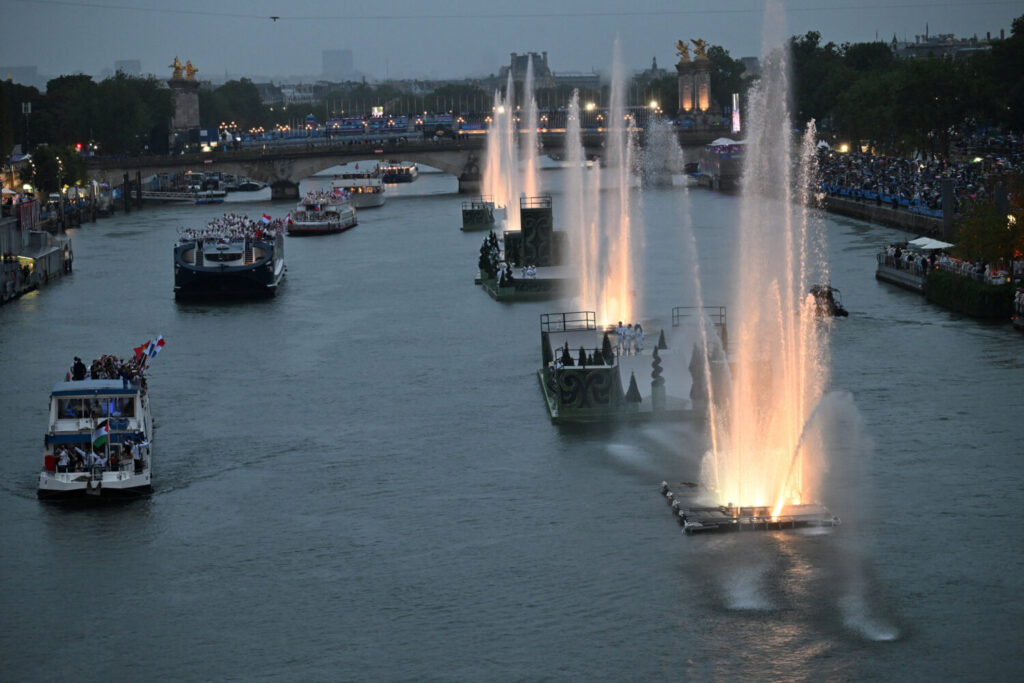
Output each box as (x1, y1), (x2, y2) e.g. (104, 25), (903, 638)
(87, 398), (108, 418)
(108, 397), (135, 417)
(57, 398), (88, 418)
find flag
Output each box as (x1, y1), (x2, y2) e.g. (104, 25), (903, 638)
(261, 213), (272, 225)
(92, 419), (109, 449)
(285, 213), (293, 226)
(134, 340), (150, 363)
(146, 335), (165, 359)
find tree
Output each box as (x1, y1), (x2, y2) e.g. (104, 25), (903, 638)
(43, 75), (97, 148)
(789, 31), (846, 125)
(953, 174), (1024, 263)
(199, 78), (266, 130)
(23, 145), (87, 193)
(707, 45), (751, 112)
(92, 73), (172, 155)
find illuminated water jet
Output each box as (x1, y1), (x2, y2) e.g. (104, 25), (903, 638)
(697, 1), (836, 519)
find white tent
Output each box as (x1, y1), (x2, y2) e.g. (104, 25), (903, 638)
(907, 236), (954, 251)
(708, 137), (742, 147)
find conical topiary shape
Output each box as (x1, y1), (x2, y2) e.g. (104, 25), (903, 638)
(625, 371), (642, 403)
(657, 329), (667, 349)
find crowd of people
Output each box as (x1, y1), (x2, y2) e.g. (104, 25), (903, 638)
(615, 321), (645, 356)
(815, 132), (1023, 217)
(300, 188), (351, 206)
(478, 231), (503, 280)
(177, 213), (286, 244)
(880, 242), (1024, 287)
(68, 352), (146, 390)
(52, 437), (149, 474)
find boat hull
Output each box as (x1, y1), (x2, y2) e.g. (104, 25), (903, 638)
(350, 194), (385, 209)
(38, 470), (153, 501)
(174, 239), (285, 300)
(287, 218), (357, 236)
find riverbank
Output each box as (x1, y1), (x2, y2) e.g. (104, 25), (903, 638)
(821, 195), (943, 235)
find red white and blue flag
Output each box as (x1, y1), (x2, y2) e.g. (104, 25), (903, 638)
(261, 213), (272, 225)
(146, 335), (166, 359)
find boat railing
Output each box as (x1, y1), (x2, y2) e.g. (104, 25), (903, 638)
(540, 311), (597, 333)
(672, 306), (728, 348)
(520, 195), (552, 210)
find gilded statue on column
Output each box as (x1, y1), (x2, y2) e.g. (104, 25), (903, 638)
(185, 60), (198, 81)
(691, 38), (708, 60)
(675, 40), (690, 62)
(169, 56), (184, 79)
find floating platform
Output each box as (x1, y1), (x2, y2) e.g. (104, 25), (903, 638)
(479, 264), (572, 301)
(660, 482), (840, 534)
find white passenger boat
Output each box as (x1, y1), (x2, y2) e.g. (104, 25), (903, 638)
(288, 190), (358, 236)
(38, 366), (154, 501)
(331, 173), (386, 209)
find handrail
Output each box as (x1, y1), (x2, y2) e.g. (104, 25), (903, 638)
(540, 311), (596, 333)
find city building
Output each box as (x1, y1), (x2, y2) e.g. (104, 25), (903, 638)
(890, 26), (1002, 60)
(498, 52), (556, 87)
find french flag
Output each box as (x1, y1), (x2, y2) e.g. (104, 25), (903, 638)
(146, 335), (166, 359)
(261, 213), (272, 225)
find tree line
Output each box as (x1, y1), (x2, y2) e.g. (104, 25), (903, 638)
(2, 16), (1022, 175)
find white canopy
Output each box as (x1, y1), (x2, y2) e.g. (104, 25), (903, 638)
(907, 236), (954, 251)
(708, 137), (743, 147)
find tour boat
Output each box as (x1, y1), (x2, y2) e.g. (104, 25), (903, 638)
(287, 191), (358, 236)
(331, 173), (386, 209)
(809, 284), (849, 317)
(38, 371), (154, 500)
(174, 214), (286, 300)
(379, 161), (418, 183)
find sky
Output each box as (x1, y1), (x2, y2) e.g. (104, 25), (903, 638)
(1, 0), (1020, 84)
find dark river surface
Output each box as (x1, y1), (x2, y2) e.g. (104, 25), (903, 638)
(1, 167), (1022, 680)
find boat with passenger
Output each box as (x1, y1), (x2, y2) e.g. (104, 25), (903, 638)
(379, 161), (418, 183)
(174, 213), (286, 300)
(38, 347), (158, 501)
(810, 284), (848, 317)
(331, 173), (386, 209)
(287, 189), (358, 236)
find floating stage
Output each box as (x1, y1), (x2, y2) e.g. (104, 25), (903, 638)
(537, 309), (728, 424)
(660, 482), (841, 534)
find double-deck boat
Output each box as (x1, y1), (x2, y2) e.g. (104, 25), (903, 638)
(288, 190), (358, 236)
(331, 173), (386, 209)
(379, 161), (418, 183)
(38, 363), (154, 500)
(174, 214), (286, 299)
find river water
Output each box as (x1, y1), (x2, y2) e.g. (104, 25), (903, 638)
(1, 167), (1022, 680)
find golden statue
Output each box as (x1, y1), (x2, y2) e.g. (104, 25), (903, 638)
(691, 38), (708, 60)
(675, 39), (690, 62)
(169, 56), (184, 80)
(185, 60), (198, 81)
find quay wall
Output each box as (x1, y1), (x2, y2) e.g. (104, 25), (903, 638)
(821, 196), (942, 235)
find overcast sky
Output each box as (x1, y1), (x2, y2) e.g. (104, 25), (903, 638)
(1, 0), (1020, 83)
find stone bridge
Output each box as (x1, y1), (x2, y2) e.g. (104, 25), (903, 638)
(85, 130), (723, 200)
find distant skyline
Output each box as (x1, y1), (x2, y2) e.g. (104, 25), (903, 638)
(1, 0), (1020, 84)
